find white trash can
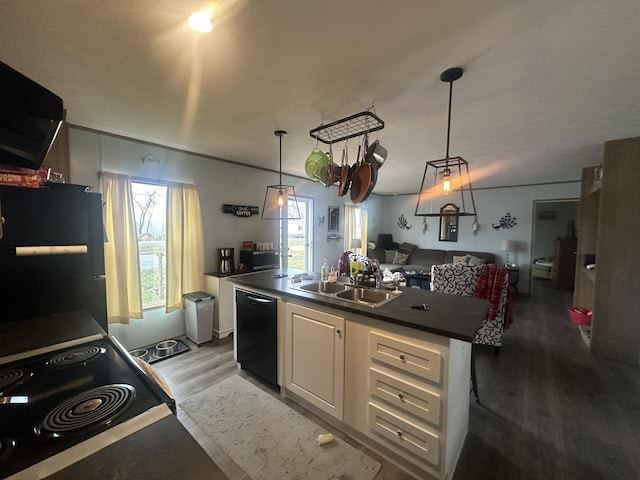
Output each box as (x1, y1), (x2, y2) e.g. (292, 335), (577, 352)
(183, 291), (215, 345)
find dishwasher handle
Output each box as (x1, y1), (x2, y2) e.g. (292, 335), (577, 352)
(247, 295), (276, 305)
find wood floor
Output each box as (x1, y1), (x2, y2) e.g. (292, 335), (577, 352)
(154, 279), (640, 480)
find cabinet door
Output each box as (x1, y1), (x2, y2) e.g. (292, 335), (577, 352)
(284, 303), (344, 419)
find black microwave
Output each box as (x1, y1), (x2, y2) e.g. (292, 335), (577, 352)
(239, 250), (279, 272)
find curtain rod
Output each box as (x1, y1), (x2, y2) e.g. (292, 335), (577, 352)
(98, 171), (195, 188)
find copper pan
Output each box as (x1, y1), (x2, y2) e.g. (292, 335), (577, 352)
(338, 145), (353, 197)
(350, 142), (373, 203)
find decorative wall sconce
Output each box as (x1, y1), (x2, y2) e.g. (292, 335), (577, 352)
(318, 214), (325, 226)
(492, 213), (517, 230)
(397, 214), (412, 230)
(422, 217), (428, 233)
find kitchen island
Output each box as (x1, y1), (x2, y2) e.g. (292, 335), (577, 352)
(229, 270), (489, 480)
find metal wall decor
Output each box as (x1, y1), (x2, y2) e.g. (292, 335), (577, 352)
(221, 204), (259, 217)
(492, 212), (517, 230)
(397, 214), (412, 230)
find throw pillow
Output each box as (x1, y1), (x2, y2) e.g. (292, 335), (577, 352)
(466, 254), (487, 266)
(384, 249), (397, 263)
(453, 255), (468, 265)
(393, 251), (409, 265)
(398, 242), (417, 254)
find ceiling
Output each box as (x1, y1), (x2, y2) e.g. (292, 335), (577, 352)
(1, 0), (639, 195)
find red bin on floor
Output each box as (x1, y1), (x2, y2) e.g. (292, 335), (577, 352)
(568, 307), (592, 326)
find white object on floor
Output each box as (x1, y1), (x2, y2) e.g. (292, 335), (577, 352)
(317, 433), (334, 446)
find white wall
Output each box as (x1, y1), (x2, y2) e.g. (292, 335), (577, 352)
(379, 182), (581, 294)
(69, 127), (382, 348)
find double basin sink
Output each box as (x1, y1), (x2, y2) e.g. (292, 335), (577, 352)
(293, 281), (401, 308)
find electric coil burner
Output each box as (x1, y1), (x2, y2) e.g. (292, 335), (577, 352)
(0, 336), (175, 478)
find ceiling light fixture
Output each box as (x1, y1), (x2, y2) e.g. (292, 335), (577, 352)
(262, 130), (301, 220)
(415, 67), (478, 219)
(188, 11), (213, 32)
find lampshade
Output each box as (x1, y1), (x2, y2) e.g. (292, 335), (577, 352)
(262, 130), (301, 220)
(501, 240), (516, 252)
(415, 67), (478, 219)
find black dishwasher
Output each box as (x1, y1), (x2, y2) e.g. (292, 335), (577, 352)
(236, 289), (278, 386)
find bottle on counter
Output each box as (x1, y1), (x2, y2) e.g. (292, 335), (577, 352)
(321, 258), (329, 281)
(328, 264), (337, 283)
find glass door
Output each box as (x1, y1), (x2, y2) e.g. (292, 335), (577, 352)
(286, 196), (313, 271)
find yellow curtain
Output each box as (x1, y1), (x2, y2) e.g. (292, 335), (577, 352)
(343, 205), (368, 255)
(99, 172), (143, 323)
(165, 183), (205, 313)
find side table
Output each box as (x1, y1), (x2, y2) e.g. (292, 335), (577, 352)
(505, 266), (520, 298)
(404, 271), (432, 290)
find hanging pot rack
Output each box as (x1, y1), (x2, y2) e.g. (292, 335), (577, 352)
(309, 111), (384, 145)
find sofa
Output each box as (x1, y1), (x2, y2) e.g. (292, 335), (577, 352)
(368, 236), (495, 275)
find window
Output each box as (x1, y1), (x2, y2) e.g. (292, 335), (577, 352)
(286, 196), (313, 271)
(101, 171), (204, 322)
(131, 182), (167, 307)
(344, 205), (368, 255)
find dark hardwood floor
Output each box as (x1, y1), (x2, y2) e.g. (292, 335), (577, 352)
(154, 279), (640, 480)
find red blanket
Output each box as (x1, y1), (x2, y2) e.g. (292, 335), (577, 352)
(473, 264), (513, 329)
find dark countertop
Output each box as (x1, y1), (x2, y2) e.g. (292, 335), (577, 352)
(48, 415), (228, 479)
(0, 310), (106, 359)
(228, 270), (489, 343)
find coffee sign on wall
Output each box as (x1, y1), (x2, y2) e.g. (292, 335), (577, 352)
(221, 204), (259, 217)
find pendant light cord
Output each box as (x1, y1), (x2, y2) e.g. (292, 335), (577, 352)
(275, 130), (286, 185)
(445, 79), (453, 160)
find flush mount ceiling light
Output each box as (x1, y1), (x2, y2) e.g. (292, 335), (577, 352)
(188, 10), (213, 32)
(262, 130), (302, 220)
(415, 67), (478, 219)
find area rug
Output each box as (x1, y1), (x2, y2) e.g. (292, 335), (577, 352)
(180, 375), (381, 480)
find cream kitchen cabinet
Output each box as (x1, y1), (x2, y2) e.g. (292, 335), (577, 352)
(203, 274), (234, 339)
(284, 302), (345, 419)
(344, 316), (471, 480)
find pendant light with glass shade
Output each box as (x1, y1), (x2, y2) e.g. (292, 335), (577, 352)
(262, 130), (301, 220)
(415, 67), (479, 230)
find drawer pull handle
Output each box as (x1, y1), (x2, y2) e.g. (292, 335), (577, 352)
(398, 393), (404, 400)
(397, 430), (403, 437)
(399, 354), (406, 361)
(336, 329), (341, 335)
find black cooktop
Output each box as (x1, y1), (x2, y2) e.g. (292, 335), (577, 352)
(0, 337), (174, 478)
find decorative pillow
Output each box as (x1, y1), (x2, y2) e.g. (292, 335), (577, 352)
(430, 263), (483, 295)
(453, 255), (468, 265)
(384, 249), (397, 263)
(466, 254), (487, 266)
(393, 251), (409, 265)
(398, 242), (417, 254)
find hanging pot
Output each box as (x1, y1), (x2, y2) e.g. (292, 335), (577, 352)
(338, 144), (353, 197)
(350, 141), (373, 203)
(305, 147), (329, 182)
(365, 140), (387, 168)
(321, 144), (339, 188)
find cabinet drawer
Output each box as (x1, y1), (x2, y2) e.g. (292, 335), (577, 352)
(369, 368), (441, 427)
(369, 332), (442, 384)
(369, 402), (440, 467)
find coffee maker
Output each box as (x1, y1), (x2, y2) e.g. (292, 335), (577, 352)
(218, 247), (234, 274)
